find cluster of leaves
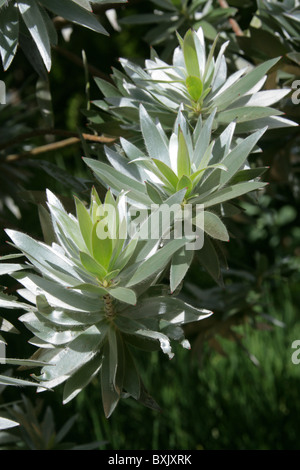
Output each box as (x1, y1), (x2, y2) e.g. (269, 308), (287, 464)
(119, 0), (239, 57)
(256, 0), (300, 49)
(1, 187), (212, 417)
(0, 0), (127, 73)
(0, 0), (298, 423)
(0, 393), (103, 449)
(91, 26), (295, 137)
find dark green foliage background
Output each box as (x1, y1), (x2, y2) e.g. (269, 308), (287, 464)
(0, 0), (299, 450)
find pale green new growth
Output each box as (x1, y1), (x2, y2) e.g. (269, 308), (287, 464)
(1, 189), (212, 417)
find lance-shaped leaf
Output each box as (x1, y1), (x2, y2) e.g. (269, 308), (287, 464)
(136, 329), (174, 359)
(18, 0), (52, 71)
(170, 247), (194, 294)
(0, 375), (41, 388)
(0, 2), (19, 70)
(177, 129), (191, 178)
(212, 57), (281, 111)
(197, 182), (267, 208)
(0, 417), (20, 431)
(19, 311), (84, 346)
(79, 251), (107, 279)
(75, 197), (93, 253)
(63, 354), (103, 404)
(101, 340), (120, 418)
(183, 29), (201, 78)
(108, 286), (136, 306)
(194, 211), (230, 242)
(83, 158), (152, 207)
(39, 323), (108, 383)
(140, 105), (170, 165)
(92, 221), (113, 270)
(186, 75), (203, 102)
(127, 237), (193, 287)
(40, 0), (108, 35)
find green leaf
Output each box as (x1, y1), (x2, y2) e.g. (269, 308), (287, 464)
(0, 291), (33, 311)
(217, 106), (282, 124)
(92, 221), (113, 270)
(40, 323), (108, 382)
(103, 189), (118, 242)
(40, 0), (108, 35)
(104, 269), (121, 282)
(15, 271), (102, 312)
(0, 417), (19, 431)
(134, 329), (174, 359)
(36, 295), (101, 326)
(198, 182), (267, 208)
(122, 344), (141, 399)
(83, 158), (152, 207)
(63, 354), (102, 404)
(108, 287), (137, 306)
(5, 229), (81, 283)
(145, 181), (164, 204)
(20, 311), (83, 346)
(79, 251), (107, 279)
(0, 3), (19, 70)
(38, 204), (56, 246)
(0, 358), (51, 367)
(139, 105), (170, 164)
(0, 317), (18, 334)
(72, 283), (107, 296)
(18, 0), (51, 71)
(176, 175), (193, 195)
(113, 329), (125, 396)
(0, 375), (41, 388)
(183, 29), (200, 77)
(195, 211), (230, 241)
(229, 167), (268, 185)
(213, 57), (281, 111)
(193, 109), (216, 168)
(177, 130), (191, 179)
(197, 235), (221, 284)
(170, 246), (194, 293)
(130, 190), (186, 255)
(112, 237), (138, 272)
(127, 238), (192, 287)
(101, 341), (120, 418)
(94, 76), (122, 98)
(152, 159), (178, 189)
(0, 263), (26, 275)
(75, 197), (93, 253)
(72, 0), (92, 10)
(186, 75), (203, 101)
(123, 332), (161, 352)
(199, 128), (267, 196)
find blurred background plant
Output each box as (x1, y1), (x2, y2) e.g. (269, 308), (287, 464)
(0, 0), (299, 450)
(0, 392), (104, 449)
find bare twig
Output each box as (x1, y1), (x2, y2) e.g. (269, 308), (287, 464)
(0, 128), (115, 151)
(6, 138), (81, 162)
(2, 129), (116, 162)
(217, 0), (244, 37)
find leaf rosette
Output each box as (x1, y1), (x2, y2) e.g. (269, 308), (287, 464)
(1, 188), (212, 417)
(92, 26), (296, 136)
(85, 105), (269, 289)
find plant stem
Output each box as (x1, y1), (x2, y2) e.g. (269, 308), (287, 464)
(2, 129), (116, 162)
(217, 0), (244, 37)
(103, 294), (115, 318)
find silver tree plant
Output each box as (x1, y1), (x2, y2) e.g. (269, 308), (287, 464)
(0, 25), (296, 417)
